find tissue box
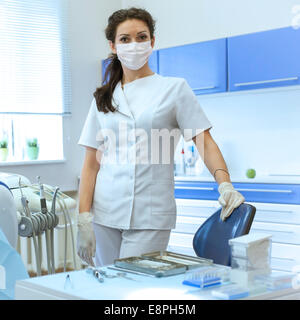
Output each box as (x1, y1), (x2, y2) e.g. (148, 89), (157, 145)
(229, 233), (272, 268)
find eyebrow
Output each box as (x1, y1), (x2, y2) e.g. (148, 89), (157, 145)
(119, 31), (148, 36)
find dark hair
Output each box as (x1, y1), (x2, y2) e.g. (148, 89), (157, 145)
(93, 7), (156, 113)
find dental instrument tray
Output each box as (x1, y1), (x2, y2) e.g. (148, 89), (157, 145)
(114, 256), (186, 277)
(141, 251), (213, 270)
(114, 251), (213, 277)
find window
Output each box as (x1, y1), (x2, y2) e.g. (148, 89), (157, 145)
(0, 0), (71, 163)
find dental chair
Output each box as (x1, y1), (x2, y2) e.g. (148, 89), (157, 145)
(193, 203), (256, 266)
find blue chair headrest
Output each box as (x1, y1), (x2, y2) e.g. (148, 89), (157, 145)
(193, 203), (256, 266)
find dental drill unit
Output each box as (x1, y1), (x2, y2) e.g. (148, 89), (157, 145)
(14, 175), (77, 276)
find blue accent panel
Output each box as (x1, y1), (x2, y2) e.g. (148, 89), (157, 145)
(175, 181), (300, 204)
(175, 181), (219, 200)
(158, 39), (227, 95)
(228, 26), (300, 91)
(101, 58), (111, 85)
(148, 50), (159, 73)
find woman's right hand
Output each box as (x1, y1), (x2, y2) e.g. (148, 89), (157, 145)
(76, 211), (96, 266)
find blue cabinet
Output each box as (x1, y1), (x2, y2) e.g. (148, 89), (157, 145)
(158, 39), (227, 95)
(101, 58), (110, 84)
(228, 26), (300, 91)
(148, 50), (159, 73)
(175, 181), (300, 204)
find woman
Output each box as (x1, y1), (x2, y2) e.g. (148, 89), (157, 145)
(77, 7), (245, 267)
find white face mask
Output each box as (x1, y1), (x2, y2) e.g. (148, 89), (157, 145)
(116, 40), (153, 70)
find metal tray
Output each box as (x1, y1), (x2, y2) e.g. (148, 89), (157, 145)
(114, 256), (187, 277)
(141, 251), (213, 270)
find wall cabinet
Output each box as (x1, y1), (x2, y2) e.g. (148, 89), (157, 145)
(158, 39), (227, 95)
(228, 26), (300, 91)
(169, 181), (300, 272)
(148, 50), (159, 73)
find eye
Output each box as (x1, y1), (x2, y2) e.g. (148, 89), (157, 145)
(139, 35), (148, 40)
(120, 37), (128, 42)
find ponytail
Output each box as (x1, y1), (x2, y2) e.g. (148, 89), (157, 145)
(93, 53), (122, 113)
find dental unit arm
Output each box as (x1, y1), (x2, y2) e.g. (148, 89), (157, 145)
(0, 172), (77, 276)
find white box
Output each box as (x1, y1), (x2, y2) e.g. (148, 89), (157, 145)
(229, 233), (272, 272)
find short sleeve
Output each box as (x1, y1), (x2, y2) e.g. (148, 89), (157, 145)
(78, 98), (103, 149)
(175, 79), (212, 141)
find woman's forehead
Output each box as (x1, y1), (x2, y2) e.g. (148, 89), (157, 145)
(116, 19), (149, 35)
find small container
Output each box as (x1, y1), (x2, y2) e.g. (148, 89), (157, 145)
(254, 271), (295, 291)
(231, 256), (270, 271)
(211, 284), (249, 300)
(182, 266), (230, 289)
(229, 233), (272, 260)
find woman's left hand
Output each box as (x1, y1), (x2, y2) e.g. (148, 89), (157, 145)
(218, 182), (245, 221)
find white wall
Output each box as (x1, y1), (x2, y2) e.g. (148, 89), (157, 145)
(1, 0), (122, 192)
(122, 0), (300, 49)
(198, 87), (300, 180)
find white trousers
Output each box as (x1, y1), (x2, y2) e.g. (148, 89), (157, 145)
(92, 222), (171, 267)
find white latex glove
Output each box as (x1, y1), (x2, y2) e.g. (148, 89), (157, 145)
(218, 182), (245, 221)
(76, 211), (96, 266)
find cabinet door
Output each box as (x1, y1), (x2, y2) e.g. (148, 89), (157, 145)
(101, 58), (110, 84)
(228, 26), (300, 91)
(148, 50), (159, 73)
(158, 39), (227, 95)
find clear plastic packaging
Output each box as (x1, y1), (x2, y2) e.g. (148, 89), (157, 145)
(231, 255), (271, 271)
(182, 266), (230, 289)
(211, 284), (249, 300)
(254, 271), (295, 290)
(230, 267), (271, 287)
(229, 233), (272, 258)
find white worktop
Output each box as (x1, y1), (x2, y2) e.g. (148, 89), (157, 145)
(15, 266), (300, 300)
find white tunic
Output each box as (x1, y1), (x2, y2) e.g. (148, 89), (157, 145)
(78, 73), (212, 230)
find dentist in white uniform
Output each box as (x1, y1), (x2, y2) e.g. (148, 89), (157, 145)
(76, 8), (245, 267)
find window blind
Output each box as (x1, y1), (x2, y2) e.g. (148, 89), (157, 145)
(0, 0), (71, 115)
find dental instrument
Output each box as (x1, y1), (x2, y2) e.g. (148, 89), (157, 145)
(50, 187), (60, 274)
(18, 178), (42, 276)
(37, 176), (52, 275)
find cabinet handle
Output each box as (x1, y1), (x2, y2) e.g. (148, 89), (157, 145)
(257, 209), (293, 213)
(236, 188), (292, 194)
(268, 174), (300, 177)
(175, 186), (215, 191)
(251, 228), (294, 235)
(234, 77), (298, 87)
(192, 86), (217, 91)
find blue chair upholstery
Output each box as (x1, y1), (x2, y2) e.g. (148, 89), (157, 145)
(193, 203), (256, 266)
